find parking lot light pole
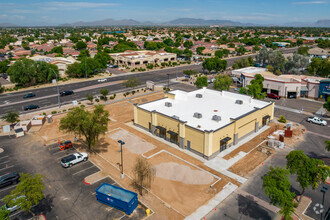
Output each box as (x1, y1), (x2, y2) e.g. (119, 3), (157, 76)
(321, 185), (328, 220)
(118, 140), (125, 179)
(51, 69), (61, 109)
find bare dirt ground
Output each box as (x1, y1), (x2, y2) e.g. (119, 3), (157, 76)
(34, 91), (238, 220)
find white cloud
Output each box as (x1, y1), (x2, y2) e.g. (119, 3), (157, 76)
(293, 1), (327, 4)
(1, 14), (7, 17)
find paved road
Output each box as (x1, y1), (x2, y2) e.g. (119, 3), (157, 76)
(0, 47), (297, 116)
(0, 135), (146, 219)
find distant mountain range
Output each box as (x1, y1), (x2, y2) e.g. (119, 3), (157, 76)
(1, 18), (329, 27)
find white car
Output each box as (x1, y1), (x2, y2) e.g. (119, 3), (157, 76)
(306, 117), (327, 126)
(98, 78), (107, 82)
(61, 153), (88, 168)
(2, 195), (26, 213)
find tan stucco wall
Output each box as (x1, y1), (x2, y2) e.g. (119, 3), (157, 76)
(185, 126), (204, 154)
(211, 123), (235, 154)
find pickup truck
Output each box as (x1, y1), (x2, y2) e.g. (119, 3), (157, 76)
(306, 117), (327, 126)
(61, 153), (88, 168)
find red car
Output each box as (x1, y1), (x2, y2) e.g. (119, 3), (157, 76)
(267, 93), (280, 99)
(59, 141), (73, 151)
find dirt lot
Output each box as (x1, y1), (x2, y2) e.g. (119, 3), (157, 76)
(34, 91), (238, 220)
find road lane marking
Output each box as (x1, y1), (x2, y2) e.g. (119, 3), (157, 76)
(0, 156), (9, 160)
(72, 165), (95, 176)
(0, 160), (10, 165)
(118, 215), (126, 220)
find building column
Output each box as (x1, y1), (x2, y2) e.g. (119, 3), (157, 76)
(178, 121), (186, 149)
(133, 104), (138, 124)
(255, 121), (259, 132)
(234, 133), (239, 145)
(151, 111), (158, 135)
(203, 131), (213, 158)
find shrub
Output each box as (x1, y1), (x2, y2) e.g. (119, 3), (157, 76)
(78, 102), (81, 104)
(124, 94), (127, 97)
(137, 90), (139, 92)
(68, 108), (73, 111)
(42, 112), (46, 116)
(278, 115), (286, 123)
(63, 109), (66, 112)
(51, 111), (57, 114)
(293, 202), (299, 208)
(80, 105), (85, 108)
(95, 98), (99, 102)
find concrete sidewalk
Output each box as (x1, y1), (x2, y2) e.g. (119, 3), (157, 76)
(185, 182), (238, 220)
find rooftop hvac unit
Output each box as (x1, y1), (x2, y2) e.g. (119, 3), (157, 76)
(165, 102), (172, 107)
(235, 100), (243, 105)
(195, 94), (203, 98)
(212, 115), (221, 122)
(193, 112), (202, 119)
(172, 115), (180, 120)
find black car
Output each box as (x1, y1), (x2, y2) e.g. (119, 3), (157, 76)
(60, 90), (74, 96)
(24, 104), (40, 111)
(23, 93), (36, 99)
(0, 172), (20, 188)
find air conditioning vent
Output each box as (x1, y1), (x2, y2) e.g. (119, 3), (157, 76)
(212, 115), (221, 122)
(193, 112), (202, 119)
(235, 100), (243, 105)
(196, 94), (203, 98)
(165, 102), (172, 107)
(197, 125), (201, 128)
(172, 115), (179, 120)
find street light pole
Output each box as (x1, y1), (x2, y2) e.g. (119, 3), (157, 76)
(51, 69), (61, 109)
(118, 140), (125, 179)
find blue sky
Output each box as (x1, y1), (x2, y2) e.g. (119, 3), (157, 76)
(0, 0), (329, 25)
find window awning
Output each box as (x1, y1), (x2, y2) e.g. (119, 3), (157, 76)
(301, 86), (308, 92)
(167, 130), (178, 136)
(263, 115), (271, 120)
(221, 137), (232, 143)
(156, 126), (166, 130)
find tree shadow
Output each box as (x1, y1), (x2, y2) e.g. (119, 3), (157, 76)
(92, 137), (110, 154)
(237, 194), (273, 220)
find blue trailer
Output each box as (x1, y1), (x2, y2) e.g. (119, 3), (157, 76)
(95, 183), (138, 215)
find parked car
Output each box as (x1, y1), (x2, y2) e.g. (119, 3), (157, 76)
(23, 104), (40, 111)
(0, 172), (20, 188)
(267, 93), (280, 100)
(59, 140), (73, 151)
(2, 195), (26, 213)
(60, 90), (74, 96)
(23, 93), (36, 99)
(61, 153), (88, 168)
(306, 117), (327, 126)
(98, 78), (107, 82)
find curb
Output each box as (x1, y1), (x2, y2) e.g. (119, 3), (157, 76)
(83, 179), (90, 185)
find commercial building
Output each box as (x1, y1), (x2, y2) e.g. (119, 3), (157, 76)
(134, 88), (274, 159)
(111, 50), (177, 68)
(319, 79), (330, 100)
(233, 67), (325, 99)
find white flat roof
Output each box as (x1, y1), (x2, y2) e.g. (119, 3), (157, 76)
(139, 88), (271, 131)
(232, 67), (266, 76)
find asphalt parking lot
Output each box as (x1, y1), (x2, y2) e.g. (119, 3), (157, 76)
(0, 135), (146, 220)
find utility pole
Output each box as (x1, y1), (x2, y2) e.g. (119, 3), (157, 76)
(50, 69), (61, 109)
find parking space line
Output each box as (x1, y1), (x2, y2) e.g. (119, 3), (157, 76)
(52, 150), (69, 156)
(0, 165), (14, 171)
(72, 166), (95, 176)
(0, 184), (16, 193)
(0, 155), (9, 160)
(0, 160), (10, 165)
(118, 214), (126, 220)
(9, 210), (24, 218)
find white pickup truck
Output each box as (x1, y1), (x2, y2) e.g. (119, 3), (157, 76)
(306, 117), (327, 126)
(61, 153), (88, 168)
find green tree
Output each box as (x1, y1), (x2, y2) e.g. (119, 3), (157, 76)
(239, 87), (248, 94)
(263, 167), (295, 220)
(0, 206), (10, 220)
(195, 76), (208, 88)
(248, 56), (254, 66)
(0, 60), (10, 73)
(286, 150), (330, 201)
(59, 105), (110, 151)
(163, 38), (174, 46)
(247, 74), (265, 99)
(324, 97), (330, 111)
(232, 58), (251, 69)
(183, 40), (193, 48)
(50, 46), (63, 54)
(2, 111), (19, 124)
(76, 41), (87, 50)
(297, 46), (309, 56)
(202, 57), (227, 72)
(183, 69), (198, 76)
(213, 75), (232, 91)
(124, 77), (141, 89)
(86, 93), (93, 104)
(325, 140), (330, 151)
(308, 58), (330, 77)
(100, 88), (109, 101)
(214, 50), (224, 58)
(197, 47), (205, 55)
(296, 39), (304, 46)
(3, 173), (45, 216)
(235, 46), (247, 56)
